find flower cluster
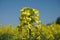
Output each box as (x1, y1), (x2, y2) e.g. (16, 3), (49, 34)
(20, 7), (39, 25)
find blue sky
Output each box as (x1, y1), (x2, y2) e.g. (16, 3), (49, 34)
(0, 0), (60, 26)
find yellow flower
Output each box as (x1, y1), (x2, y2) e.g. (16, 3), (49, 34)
(26, 12), (30, 16)
(20, 8), (24, 12)
(35, 16), (39, 21)
(28, 26), (31, 29)
(26, 17), (31, 21)
(33, 9), (36, 11)
(13, 27), (18, 35)
(28, 24), (32, 29)
(22, 12), (26, 15)
(31, 32), (35, 36)
(33, 9), (39, 14)
(34, 10), (39, 14)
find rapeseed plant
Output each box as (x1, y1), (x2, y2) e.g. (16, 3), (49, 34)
(0, 7), (60, 40)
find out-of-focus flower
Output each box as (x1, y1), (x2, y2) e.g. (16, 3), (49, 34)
(26, 17), (31, 21)
(26, 12), (30, 16)
(35, 16), (39, 21)
(28, 24), (32, 29)
(22, 12), (27, 15)
(31, 32), (35, 36)
(33, 9), (39, 14)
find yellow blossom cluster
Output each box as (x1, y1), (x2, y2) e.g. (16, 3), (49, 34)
(0, 23), (60, 40)
(20, 7), (39, 25)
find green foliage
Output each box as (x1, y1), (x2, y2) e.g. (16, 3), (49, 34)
(56, 17), (60, 25)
